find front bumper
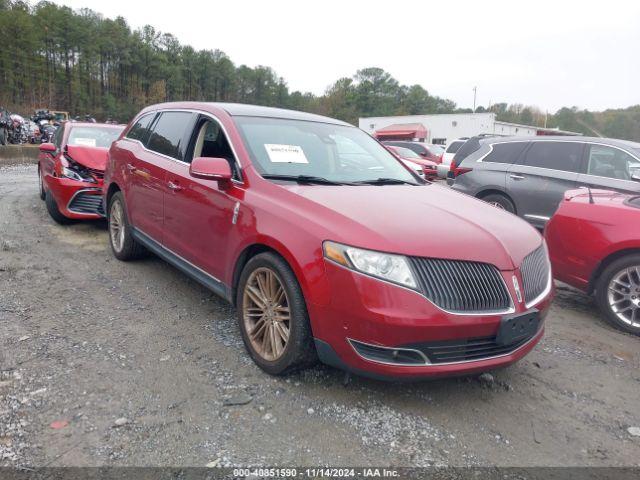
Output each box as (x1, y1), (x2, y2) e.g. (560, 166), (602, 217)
(309, 260), (552, 380)
(45, 176), (105, 220)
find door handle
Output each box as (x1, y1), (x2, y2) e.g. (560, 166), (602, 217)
(167, 181), (183, 192)
(126, 163), (137, 173)
(509, 174), (525, 180)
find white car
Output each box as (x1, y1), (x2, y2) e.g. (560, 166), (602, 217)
(437, 138), (468, 178)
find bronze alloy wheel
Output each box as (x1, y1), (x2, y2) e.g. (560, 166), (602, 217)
(242, 267), (291, 361)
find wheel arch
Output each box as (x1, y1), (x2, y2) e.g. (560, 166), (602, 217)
(105, 182), (122, 217)
(229, 234), (329, 308)
(231, 241), (304, 307)
(476, 188), (512, 200)
(589, 248), (640, 294)
(476, 189), (517, 212)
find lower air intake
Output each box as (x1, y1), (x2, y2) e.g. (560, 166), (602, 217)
(68, 192), (104, 216)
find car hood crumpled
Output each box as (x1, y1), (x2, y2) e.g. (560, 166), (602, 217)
(279, 183), (542, 270)
(65, 145), (108, 171)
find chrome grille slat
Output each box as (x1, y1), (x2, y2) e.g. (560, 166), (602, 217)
(68, 192), (104, 215)
(409, 257), (511, 313)
(520, 245), (550, 305)
(403, 330), (539, 364)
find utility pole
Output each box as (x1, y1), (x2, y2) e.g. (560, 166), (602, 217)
(472, 86), (477, 113)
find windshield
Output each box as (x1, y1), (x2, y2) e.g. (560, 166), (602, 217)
(68, 126), (123, 148)
(393, 146), (421, 159)
(235, 116), (419, 184)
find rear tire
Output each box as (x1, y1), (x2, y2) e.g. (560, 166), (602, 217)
(45, 190), (73, 224)
(236, 252), (316, 375)
(107, 191), (146, 261)
(595, 254), (640, 336)
(38, 167), (46, 200)
(481, 193), (516, 214)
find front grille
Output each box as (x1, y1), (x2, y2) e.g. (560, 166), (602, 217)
(68, 192), (104, 216)
(408, 257), (511, 313)
(520, 246), (550, 305)
(404, 330), (537, 364)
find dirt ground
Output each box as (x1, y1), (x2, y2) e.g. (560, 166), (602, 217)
(1, 163), (639, 468)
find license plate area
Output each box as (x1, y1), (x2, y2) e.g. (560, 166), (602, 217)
(496, 309), (540, 346)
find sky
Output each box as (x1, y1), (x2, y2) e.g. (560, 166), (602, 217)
(52, 0), (640, 113)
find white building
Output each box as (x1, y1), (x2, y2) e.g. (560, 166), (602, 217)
(358, 112), (580, 145)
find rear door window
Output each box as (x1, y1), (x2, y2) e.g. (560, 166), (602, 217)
(146, 111), (195, 160)
(482, 142), (528, 164)
(126, 113), (155, 145)
(522, 141), (584, 173)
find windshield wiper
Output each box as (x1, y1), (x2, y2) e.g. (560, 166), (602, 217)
(262, 174), (349, 185)
(353, 177), (421, 186)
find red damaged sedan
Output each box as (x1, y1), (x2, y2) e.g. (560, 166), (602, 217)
(104, 102), (553, 379)
(38, 122), (124, 223)
(545, 189), (640, 335)
(386, 145), (439, 180)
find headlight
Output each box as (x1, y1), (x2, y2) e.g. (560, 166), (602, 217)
(323, 241), (417, 289)
(61, 166), (85, 182)
(59, 155), (96, 183)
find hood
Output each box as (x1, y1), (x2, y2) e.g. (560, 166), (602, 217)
(564, 188), (627, 203)
(65, 145), (108, 171)
(275, 183), (542, 270)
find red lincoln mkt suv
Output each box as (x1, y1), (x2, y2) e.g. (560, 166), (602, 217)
(103, 102), (554, 379)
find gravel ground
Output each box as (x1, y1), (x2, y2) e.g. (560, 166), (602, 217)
(1, 163), (639, 468)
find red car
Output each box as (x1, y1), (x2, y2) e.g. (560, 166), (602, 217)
(104, 102), (553, 379)
(383, 140), (444, 164)
(545, 189), (640, 335)
(385, 145), (439, 180)
(38, 122), (124, 223)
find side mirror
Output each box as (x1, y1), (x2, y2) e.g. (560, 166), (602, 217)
(39, 142), (56, 153)
(189, 157), (233, 183)
(631, 169), (640, 182)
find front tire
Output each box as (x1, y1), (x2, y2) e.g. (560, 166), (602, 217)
(107, 191), (145, 261)
(595, 255), (640, 336)
(45, 190), (73, 224)
(236, 252), (316, 375)
(481, 193), (516, 214)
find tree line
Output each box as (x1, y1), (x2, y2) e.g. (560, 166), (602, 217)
(1, 0), (638, 141)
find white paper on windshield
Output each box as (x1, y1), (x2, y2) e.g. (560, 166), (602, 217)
(74, 138), (96, 147)
(264, 144), (309, 163)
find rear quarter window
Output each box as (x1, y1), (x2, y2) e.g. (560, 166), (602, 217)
(452, 138), (482, 166)
(446, 141), (464, 154)
(482, 142), (528, 164)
